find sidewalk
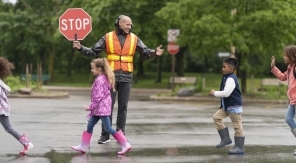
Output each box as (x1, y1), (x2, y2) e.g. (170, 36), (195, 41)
(41, 86), (289, 104)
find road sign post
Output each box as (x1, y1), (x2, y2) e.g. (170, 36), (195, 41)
(59, 8), (92, 41)
(171, 54), (175, 92)
(167, 42), (180, 92)
(167, 29), (180, 92)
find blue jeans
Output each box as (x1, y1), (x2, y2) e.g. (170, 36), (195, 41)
(87, 116), (116, 135)
(285, 104), (296, 129)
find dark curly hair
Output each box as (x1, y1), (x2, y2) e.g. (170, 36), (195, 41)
(283, 45), (296, 64)
(0, 57), (15, 79)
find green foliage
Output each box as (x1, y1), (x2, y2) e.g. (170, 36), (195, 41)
(51, 72), (93, 86)
(157, 0), (296, 53)
(1, 0), (296, 92)
(156, 0), (296, 92)
(5, 76), (45, 92)
(5, 76), (23, 91)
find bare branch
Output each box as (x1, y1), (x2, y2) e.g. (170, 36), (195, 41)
(20, 0), (30, 8)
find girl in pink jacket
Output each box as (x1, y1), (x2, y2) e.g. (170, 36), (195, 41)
(271, 45), (296, 155)
(0, 57), (34, 155)
(71, 58), (131, 155)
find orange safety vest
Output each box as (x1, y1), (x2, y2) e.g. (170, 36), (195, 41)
(105, 31), (137, 72)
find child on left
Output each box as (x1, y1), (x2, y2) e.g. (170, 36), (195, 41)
(71, 58), (131, 155)
(0, 57), (34, 155)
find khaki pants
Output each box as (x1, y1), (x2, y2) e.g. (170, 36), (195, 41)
(213, 109), (244, 137)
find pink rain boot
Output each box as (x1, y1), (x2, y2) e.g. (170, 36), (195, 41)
(71, 131), (92, 153)
(19, 134), (34, 155)
(113, 130), (131, 155)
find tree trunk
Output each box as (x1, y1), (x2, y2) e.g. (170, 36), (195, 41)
(235, 52), (240, 77)
(175, 46), (188, 76)
(154, 56), (162, 83)
(39, 49), (46, 74)
(66, 48), (75, 77)
(136, 55), (144, 77)
(241, 70), (247, 93)
(20, 32), (27, 74)
(21, 53), (27, 74)
(236, 52), (246, 93)
(48, 42), (55, 81)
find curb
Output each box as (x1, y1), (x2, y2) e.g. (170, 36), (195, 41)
(150, 95), (289, 104)
(19, 86), (289, 104)
(8, 91), (69, 99)
(42, 86), (91, 91)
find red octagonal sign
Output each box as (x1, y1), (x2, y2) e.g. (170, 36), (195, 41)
(59, 8), (92, 41)
(167, 42), (180, 55)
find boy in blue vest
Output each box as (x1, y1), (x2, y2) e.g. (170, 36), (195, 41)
(209, 57), (244, 154)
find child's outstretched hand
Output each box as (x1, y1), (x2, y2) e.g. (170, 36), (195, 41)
(209, 89), (215, 96)
(271, 56), (275, 68)
(82, 105), (89, 111)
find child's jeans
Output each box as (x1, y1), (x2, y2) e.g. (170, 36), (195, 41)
(213, 109), (244, 137)
(87, 115), (116, 135)
(285, 104), (296, 129)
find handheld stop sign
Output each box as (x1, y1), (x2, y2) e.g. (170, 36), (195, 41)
(59, 8), (92, 41)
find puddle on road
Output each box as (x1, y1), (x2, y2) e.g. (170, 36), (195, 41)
(2, 145), (296, 163)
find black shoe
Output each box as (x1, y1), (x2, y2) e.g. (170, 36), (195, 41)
(98, 135), (110, 144)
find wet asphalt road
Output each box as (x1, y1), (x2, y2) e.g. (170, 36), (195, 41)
(1, 91), (296, 163)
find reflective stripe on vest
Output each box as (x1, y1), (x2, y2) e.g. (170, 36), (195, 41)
(107, 32), (115, 69)
(106, 31), (137, 72)
(107, 55), (133, 62)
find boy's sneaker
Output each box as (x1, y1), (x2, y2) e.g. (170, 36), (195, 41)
(98, 135), (110, 144)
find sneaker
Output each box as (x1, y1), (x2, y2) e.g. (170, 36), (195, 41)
(98, 135), (110, 144)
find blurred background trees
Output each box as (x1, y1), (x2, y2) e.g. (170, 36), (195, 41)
(1, 0), (296, 92)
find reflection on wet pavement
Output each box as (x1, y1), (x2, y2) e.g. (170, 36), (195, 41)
(0, 92), (295, 163)
(2, 146), (295, 163)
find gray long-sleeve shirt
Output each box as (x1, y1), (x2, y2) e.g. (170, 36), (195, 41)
(78, 29), (157, 82)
